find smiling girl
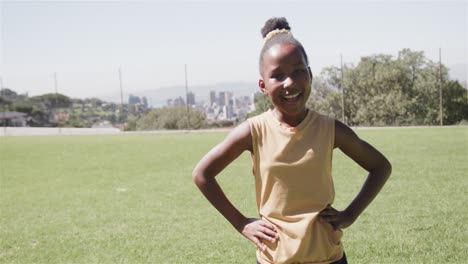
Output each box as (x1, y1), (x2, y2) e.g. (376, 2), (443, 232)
(192, 17), (391, 264)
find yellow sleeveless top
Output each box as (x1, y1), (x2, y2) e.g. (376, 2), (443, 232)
(248, 109), (343, 264)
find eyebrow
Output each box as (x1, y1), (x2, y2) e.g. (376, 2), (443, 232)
(267, 60), (306, 73)
(294, 61), (307, 67)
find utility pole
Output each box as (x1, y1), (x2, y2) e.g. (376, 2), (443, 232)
(119, 68), (125, 124)
(1, 77), (6, 134)
(340, 54), (345, 124)
(185, 64), (190, 130)
(54, 72), (61, 134)
(438, 48), (443, 126)
(54, 72), (59, 94)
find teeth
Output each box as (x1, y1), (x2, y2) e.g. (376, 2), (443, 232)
(284, 93), (300, 99)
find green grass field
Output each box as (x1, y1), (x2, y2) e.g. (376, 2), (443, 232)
(1, 127), (467, 263)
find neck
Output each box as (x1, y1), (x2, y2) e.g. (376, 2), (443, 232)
(272, 108), (309, 127)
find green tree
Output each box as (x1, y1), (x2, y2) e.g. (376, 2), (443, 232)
(137, 106), (207, 130)
(310, 49), (458, 126)
(245, 92), (273, 119)
(11, 102), (34, 112)
(30, 93), (72, 109)
(0, 96), (12, 111)
(442, 80), (468, 124)
(124, 117), (138, 131)
(84, 98), (104, 108)
(0, 88), (18, 100)
(307, 71), (342, 120)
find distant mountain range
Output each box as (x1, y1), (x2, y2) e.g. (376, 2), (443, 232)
(100, 81), (260, 107)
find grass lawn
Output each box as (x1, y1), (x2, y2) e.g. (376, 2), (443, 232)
(0, 127), (467, 263)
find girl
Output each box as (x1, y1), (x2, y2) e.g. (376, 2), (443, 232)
(192, 17), (391, 264)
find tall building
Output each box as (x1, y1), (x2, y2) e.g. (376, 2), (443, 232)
(128, 94), (141, 105)
(209, 91), (217, 106)
(224, 91), (233, 107)
(218, 92), (226, 106)
(173, 96), (185, 106)
(187, 91), (195, 106)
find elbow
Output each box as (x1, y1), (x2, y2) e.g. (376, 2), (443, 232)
(370, 157), (392, 180)
(382, 158), (392, 179)
(192, 168), (207, 188)
(192, 169), (201, 186)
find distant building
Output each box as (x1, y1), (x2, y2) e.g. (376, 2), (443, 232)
(128, 94), (148, 113)
(128, 94), (141, 105)
(202, 91), (255, 121)
(142, 96), (148, 108)
(209, 91), (217, 106)
(173, 96), (185, 106)
(0, 111), (29, 127)
(218, 92), (226, 106)
(225, 92), (233, 106)
(187, 91), (195, 106)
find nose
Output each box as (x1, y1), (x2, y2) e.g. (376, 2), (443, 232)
(283, 76), (295, 91)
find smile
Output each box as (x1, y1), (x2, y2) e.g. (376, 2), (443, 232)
(282, 92), (302, 103)
(283, 93), (301, 99)
(282, 92), (302, 104)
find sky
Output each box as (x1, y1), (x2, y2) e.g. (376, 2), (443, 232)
(1, 0), (467, 99)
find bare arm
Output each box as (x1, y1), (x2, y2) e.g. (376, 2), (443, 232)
(320, 120), (392, 229)
(192, 121), (277, 251)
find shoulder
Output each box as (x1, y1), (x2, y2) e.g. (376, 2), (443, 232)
(247, 111), (270, 126)
(230, 120), (252, 139)
(306, 110), (332, 123)
(315, 111), (335, 125)
(307, 110), (335, 134)
(192, 121), (253, 180)
(222, 120), (253, 153)
(247, 111), (272, 136)
(334, 120), (359, 149)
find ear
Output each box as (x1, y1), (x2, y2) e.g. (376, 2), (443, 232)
(308, 67), (313, 80)
(258, 79), (268, 95)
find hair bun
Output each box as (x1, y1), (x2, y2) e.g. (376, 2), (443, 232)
(261, 17), (291, 38)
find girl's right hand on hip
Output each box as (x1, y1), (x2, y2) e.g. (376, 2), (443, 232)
(239, 218), (279, 252)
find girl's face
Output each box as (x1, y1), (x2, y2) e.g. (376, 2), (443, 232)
(259, 43), (312, 118)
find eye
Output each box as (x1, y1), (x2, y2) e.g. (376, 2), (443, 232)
(271, 73), (286, 81)
(291, 68), (307, 77)
(295, 68), (307, 74)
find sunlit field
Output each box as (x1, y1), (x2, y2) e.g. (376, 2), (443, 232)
(1, 127), (467, 263)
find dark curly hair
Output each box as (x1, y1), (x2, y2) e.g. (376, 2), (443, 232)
(259, 17), (309, 75)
